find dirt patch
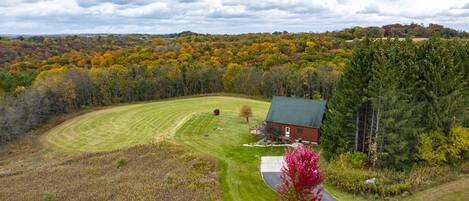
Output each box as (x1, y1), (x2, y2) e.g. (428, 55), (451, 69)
(0, 143), (221, 201)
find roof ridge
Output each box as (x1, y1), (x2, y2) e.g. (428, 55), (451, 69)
(272, 96), (327, 103)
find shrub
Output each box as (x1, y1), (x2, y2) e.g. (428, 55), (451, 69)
(43, 192), (54, 201)
(278, 144), (325, 201)
(165, 173), (176, 184)
(326, 162), (469, 197)
(462, 161), (469, 174)
(407, 165), (456, 189)
(416, 127), (469, 165)
(337, 151), (368, 169)
(115, 158), (127, 168)
(325, 164), (411, 196)
(441, 127), (469, 164)
(416, 131), (447, 165)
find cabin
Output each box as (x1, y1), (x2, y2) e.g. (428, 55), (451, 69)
(265, 96), (326, 143)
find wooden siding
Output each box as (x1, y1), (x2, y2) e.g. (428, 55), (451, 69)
(266, 121), (319, 143)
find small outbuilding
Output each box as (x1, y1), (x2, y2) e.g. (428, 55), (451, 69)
(265, 96), (326, 143)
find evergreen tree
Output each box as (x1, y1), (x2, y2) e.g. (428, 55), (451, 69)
(321, 38), (469, 167)
(367, 39), (418, 169)
(321, 38), (375, 159)
(416, 38), (467, 134)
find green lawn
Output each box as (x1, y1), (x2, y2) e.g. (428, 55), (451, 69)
(175, 112), (286, 201)
(43, 96), (286, 200)
(42, 96), (269, 152)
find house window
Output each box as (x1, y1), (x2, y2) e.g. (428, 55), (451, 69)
(285, 127), (290, 137)
(297, 128), (303, 135)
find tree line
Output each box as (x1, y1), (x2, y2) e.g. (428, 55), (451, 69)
(332, 23), (469, 40)
(0, 32), (348, 144)
(321, 37), (469, 169)
(0, 61), (345, 144)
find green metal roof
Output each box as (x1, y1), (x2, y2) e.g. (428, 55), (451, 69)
(266, 96), (326, 128)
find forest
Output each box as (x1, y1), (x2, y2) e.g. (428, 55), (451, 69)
(332, 23), (469, 39)
(0, 29), (350, 144)
(321, 38), (469, 170)
(0, 23), (468, 171)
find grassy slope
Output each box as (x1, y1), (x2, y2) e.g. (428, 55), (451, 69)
(175, 113), (286, 201)
(43, 96), (285, 200)
(322, 183), (366, 201)
(42, 96), (269, 152)
(0, 144), (221, 201)
(405, 176), (469, 201)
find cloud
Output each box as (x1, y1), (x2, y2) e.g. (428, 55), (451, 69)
(240, 1), (327, 14)
(0, 0), (468, 34)
(76, 0), (155, 8)
(358, 4), (380, 14)
(178, 0), (200, 3)
(462, 3), (469, 9)
(208, 5), (251, 19)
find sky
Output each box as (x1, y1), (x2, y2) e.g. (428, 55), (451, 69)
(1, 0), (469, 35)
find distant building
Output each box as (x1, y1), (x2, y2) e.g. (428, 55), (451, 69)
(265, 96), (326, 143)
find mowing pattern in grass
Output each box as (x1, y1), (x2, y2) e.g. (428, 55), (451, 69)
(43, 96), (285, 200)
(175, 113), (286, 201)
(43, 96), (268, 152)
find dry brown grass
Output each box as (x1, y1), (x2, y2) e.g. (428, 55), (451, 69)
(405, 176), (469, 201)
(0, 142), (221, 201)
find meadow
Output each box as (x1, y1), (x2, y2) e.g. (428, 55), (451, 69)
(0, 142), (222, 201)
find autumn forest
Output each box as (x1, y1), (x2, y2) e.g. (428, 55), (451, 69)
(0, 21), (468, 200)
(1, 24), (468, 163)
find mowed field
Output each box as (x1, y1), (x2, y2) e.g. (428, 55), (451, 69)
(41, 96), (284, 200)
(43, 96), (269, 152)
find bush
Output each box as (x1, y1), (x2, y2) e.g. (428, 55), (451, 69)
(337, 151), (368, 169)
(407, 165), (457, 189)
(326, 164), (412, 196)
(164, 173), (176, 184)
(115, 158), (127, 168)
(416, 127), (469, 166)
(43, 192), (54, 201)
(326, 162), (468, 197)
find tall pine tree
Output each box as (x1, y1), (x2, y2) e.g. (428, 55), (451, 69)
(321, 38), (375, 159)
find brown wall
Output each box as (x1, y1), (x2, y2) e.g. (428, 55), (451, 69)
(266, 121), (319, 143)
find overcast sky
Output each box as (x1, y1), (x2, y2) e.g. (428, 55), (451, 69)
(1, 0), (469, 34)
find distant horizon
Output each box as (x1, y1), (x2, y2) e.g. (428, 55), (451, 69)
(1, 0), (469, 35)
(1, 22), (469, 37)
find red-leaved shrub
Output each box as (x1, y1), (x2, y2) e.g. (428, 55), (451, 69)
(278, 144), (325, 201)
